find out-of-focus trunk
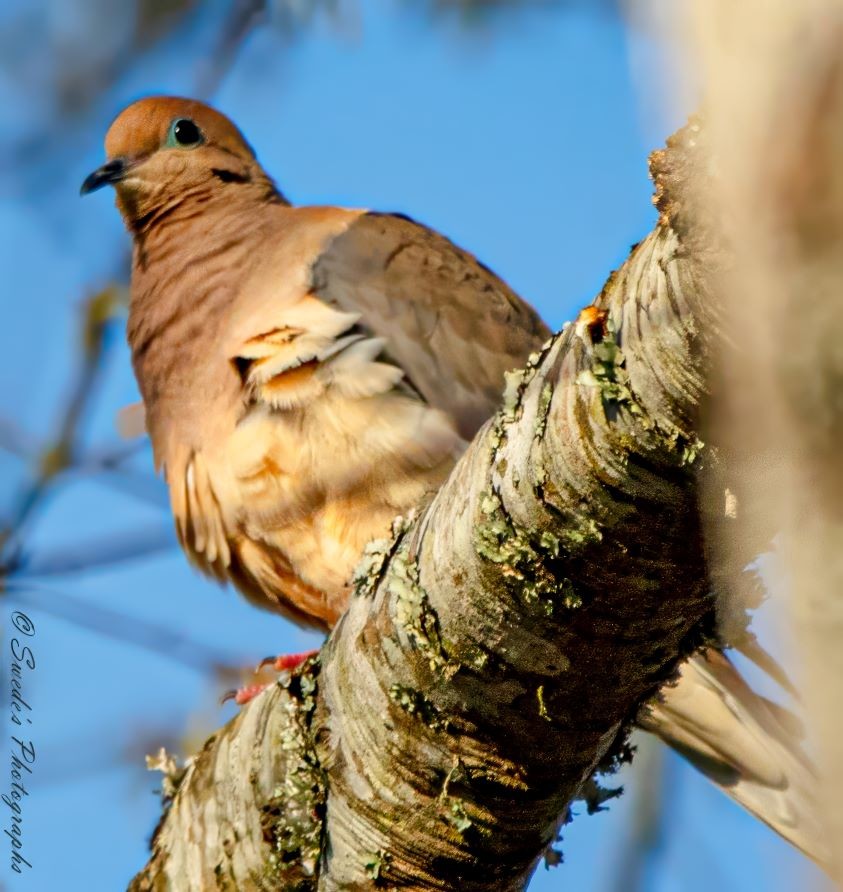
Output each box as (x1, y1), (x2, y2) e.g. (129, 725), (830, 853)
(682, 1), (843, 881)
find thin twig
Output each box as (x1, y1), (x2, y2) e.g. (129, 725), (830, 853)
(76, 437), (148, 470)
(0, 287), (124, 559)
(4, 581), (240, 674)
(8, 524), (176, 578)
(81, 468), (170, 510)
(194, 0), (270, 99)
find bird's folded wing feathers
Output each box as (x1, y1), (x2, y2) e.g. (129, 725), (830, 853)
(224, 209), (549, 432)
(308, 212), (552, 436)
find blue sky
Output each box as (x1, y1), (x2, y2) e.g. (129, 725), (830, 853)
(0, 2), (823, 889)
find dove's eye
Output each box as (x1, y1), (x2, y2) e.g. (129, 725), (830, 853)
(167, 118), (203, 148)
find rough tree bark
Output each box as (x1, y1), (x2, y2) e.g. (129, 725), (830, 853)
(130, 123), (729, 891)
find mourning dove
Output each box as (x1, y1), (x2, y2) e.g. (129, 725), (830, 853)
(82, 96), (824, 864)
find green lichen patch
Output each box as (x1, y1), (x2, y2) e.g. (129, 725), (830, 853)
(352, 513), (414, 599)
(438, 637), (490, 674)
(389, 543), (450, 672)
(501, 368), (533, 424)
(467, 648), (489, 671)
(539, 529), (560, 557)
(647, 418), (709, 470)
(494, 342), (555, 451)
(475, 489), (533, 569)
(576, 318), (646, 422)
(559, 578), (582, 609)
(678, 433), (705, 467)
(558, 515), (602, 551)
(474, 488), (584, 612)
(389, 683), (447, 731)
(534, 382), (555, 439)
(446, 799), (473, 834)
(262, 660), (325, 885)
(352, 537), (393, 599)
(439, 762), (474, 837)
(363, 850), (392, 883)
(577, 316), (710, 472)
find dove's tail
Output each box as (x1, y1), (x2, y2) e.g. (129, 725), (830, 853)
(639, 648), (828, 865)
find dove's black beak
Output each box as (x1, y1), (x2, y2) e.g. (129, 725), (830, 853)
(80, 158), (129, 195)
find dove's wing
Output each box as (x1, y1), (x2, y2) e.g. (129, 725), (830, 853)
(308, 211), (551, 438)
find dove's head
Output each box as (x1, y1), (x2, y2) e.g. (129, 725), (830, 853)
(81, 96), (279, 228)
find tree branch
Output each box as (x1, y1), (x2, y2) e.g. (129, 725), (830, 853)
(130, 125), (724, 891)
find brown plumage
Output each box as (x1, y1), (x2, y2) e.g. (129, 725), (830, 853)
(84, 96), (548, 629)
(83, 96), (824, 863)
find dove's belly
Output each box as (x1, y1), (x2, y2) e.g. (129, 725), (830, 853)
(165, 386), (461, 629)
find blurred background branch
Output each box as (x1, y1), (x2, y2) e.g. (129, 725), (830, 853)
(686, 0), (843, 882)
(1, 288), (122, 544)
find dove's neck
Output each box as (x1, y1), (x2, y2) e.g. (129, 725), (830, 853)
(126, 184), (288, 458)
(123, 170), (286, 243)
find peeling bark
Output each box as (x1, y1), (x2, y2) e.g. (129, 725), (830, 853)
(130, 126), (726, 891)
